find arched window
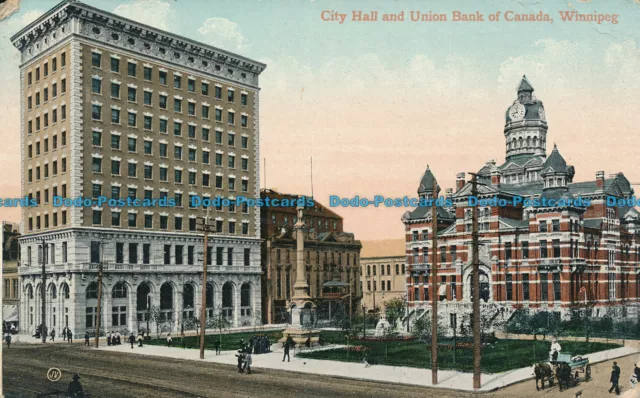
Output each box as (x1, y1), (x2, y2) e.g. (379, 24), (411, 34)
(86, 282), (98, 299)
(49, 284), (57, 299)
(386, 264), (390, 275)
(222, 282), (234, 317)
(367, 265), (371, 276)
(206, 283), (214, 308)
(183, 283), (194, 309)
(533, 136), (538, 148)
(26, 284), (34, 299)
(241, 283), (251, 314)
(526, 137), (530, 147)
(112, 282), (127, 299)
(137, 283), (151, 311)
(60, 283), (70, 299)
(160, 283), (173, 310)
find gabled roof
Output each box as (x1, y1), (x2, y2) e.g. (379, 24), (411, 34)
(453, 182), (501, 198)
(404, 205), (455, 222)
(542, 145), (568, 174)
(517, 75), (534, 92)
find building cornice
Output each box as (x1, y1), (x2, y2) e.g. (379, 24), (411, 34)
(11, 0), (266, 88)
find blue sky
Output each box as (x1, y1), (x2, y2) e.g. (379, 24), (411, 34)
(1, 0), (639, 239)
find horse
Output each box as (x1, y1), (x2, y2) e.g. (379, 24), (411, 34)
(556, 362), (574, 391)
(534, 362), (554, 390)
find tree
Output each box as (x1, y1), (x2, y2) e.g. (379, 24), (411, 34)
(384, 297), (406, 331)
(148, 306), (164, 340)
(411, 314), (432, 341)
(207, 307), (232, 349)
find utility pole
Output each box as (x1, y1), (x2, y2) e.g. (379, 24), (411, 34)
(470, 172), (481, 389)
(431, 179), (439, 385)
(95, 243), (104, 348)
(40, 238), (47, 344)
(197, 213), (214, 360)
(146, 294), (151, 341)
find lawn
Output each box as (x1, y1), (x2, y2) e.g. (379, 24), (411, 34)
(147, 330), (284, 352)
(297, 338), (621, 374)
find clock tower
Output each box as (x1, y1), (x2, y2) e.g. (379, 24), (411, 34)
(504, 76), (548, 160)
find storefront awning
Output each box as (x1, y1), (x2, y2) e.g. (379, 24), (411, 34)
(3, 305), (19, 323)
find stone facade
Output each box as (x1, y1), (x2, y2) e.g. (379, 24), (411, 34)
(12, 0), (265, 335)
(359, 239), (406, 312)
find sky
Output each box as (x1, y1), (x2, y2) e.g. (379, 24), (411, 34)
(0, 0), (639, 240)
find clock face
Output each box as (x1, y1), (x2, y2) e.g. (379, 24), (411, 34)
(538, 107), (546, 121)
(509, 103), (526, 121)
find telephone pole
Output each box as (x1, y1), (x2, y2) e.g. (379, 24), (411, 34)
(470, 173), (481, 389)
(197, 212), (214, 360)
(40, 238), (47, 344)
(95, 243), (105, 348)
(431, 179), (439, 384)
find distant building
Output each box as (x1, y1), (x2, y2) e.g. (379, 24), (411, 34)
(360, 239), (406, 312)
(3, 222), (20, 326)
(260, 189), (362, 325)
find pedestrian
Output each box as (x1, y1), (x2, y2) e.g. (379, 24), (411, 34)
(67, 374), (83, 398)
(137, 333), (143, 347)
(244, 351), (252, 374)
(214, 339), (221, 355)
(116, 331), (121, 345)
(84, 331), (90, 346)
(235, 349), (245, 373)
(167, 333), (172, 347)
(282, 335), (293, 362)
(67, 329), (73, 344)
(62, 326), (68, 341)
(5, 332), (11, 349)
(129, 332), (135, 349)
(107, 331), (111, 346)
(610, 361), (621, 395)
(50, 328), (56, 342)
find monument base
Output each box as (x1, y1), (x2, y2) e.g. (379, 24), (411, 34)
(279, 327), (321, 346)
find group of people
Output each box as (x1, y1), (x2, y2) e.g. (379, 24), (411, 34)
(106, 331), (122, 345)
(32, 325), (74, 342)
(250, 335), (272, 355)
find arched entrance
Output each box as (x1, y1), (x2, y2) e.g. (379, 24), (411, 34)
(159, 283), (174, 323)
(222, 282), (234, 318)
(463, 264), (492, 302)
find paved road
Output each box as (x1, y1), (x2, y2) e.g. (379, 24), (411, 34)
(3, 343), (639, 397)
(2, 344), (476, 398)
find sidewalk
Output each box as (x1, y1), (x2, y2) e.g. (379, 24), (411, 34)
(99, 342), (638, 392)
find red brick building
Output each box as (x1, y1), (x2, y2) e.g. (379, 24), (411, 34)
(260, 189), (362, 324)
(401, 76), (640, 329)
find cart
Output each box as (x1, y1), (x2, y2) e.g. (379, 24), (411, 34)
(551, 353), (591, 391)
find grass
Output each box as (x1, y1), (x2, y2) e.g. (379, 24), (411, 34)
(297, 338), (621, 374)
(147, 330), (284, 352)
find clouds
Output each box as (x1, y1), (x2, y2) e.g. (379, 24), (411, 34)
(113, 0), (173, 31)
(198, 18), (248, 52)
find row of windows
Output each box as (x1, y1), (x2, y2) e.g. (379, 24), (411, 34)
(27, 210), (68, 231)
(269, 213), (340, 231)
(91, 102), (248, 127)
(90, 158), (249, 191)
(275, 249), (359, 266)
(27, 78), (67, 111)
(366, 280), (393, 291)
(27, 51), (66, 86)
(91, 134), (249, 168)
(27, 159), (67, 183)
(89, 210), (250, 234)
(27, 131), (67, 158)
(365, 263), (406, 276)
(27, 104), (67, 134)
(90, 52), (248, 104)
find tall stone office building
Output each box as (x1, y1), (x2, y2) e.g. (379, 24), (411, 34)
(12, 0), (266, 335)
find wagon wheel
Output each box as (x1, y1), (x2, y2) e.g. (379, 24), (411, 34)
(585, 364), (591, 381)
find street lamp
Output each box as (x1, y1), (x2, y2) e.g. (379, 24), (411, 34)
(146, 293), (151, 341)
(362, 305), (366, 339)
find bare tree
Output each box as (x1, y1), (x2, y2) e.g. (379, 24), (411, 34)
(207, 306), (232, 349)
(148, 306), (164, 340)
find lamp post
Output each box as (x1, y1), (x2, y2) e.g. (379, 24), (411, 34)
(146, 293), (151, 341)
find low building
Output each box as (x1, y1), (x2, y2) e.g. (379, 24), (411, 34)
(3, 222), (21, 327)
(260, 189), (362, 325)
(360, 239), (406, 313)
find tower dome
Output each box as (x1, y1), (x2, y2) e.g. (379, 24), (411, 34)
(417, 165), (440, 199)
(504, 75), (548, 160)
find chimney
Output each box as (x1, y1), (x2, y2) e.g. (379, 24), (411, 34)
(596, 171), (605, 191)
(491, 170), (501, 187)
(445, 188), (453, 202)
(456, 172), (466, 191)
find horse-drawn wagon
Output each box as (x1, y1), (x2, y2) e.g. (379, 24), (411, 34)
(534, 352), (591, 391)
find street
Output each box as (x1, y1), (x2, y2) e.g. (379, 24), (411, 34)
(3, 343), (639, 397)
(2, 344), (476, 398)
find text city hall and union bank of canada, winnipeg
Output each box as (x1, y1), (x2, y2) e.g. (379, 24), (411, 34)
(321, 10), (619, 24)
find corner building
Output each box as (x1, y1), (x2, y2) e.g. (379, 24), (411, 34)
(402, 76), (640, 332)
(12, 0), (266, 335)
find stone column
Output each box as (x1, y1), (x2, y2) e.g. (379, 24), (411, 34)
(292, 206), (309, 304)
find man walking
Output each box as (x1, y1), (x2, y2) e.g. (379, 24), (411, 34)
(282, 335), (293, 362)
(244, 351), (252, 374)
(50, 328), (55, 342)
(610, 361), (621, 395)
(137, 333), (143, 347)
(129, 333), (135, 349)
(107, 331), (112, 346)
(84, 331), (90, 346)
(5, 332), (11, 348)
(67, 329), (73, 344)
(166, 333), (172, 347)
(62, 326), (68, 342)
(214, 339), (221, 355)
